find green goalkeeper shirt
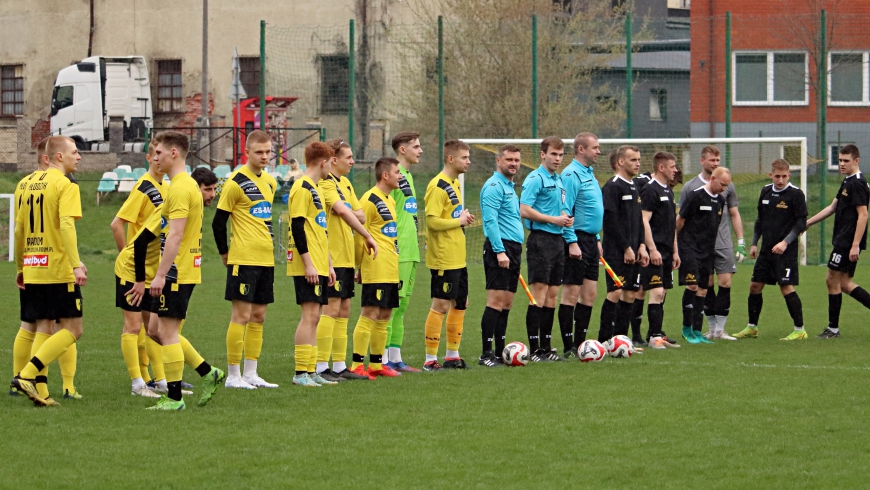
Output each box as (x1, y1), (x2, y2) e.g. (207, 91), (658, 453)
(391, 165), (420, 263)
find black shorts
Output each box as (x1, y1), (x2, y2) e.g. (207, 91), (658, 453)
(115, 276), (153, 313)
(483, 239), (521, 292)
(328, 267), (356, 299)
(641, 253), (674, 290)
(23, 283), (83, 320)
(828, 246), (858, 277)
(20, 288), (35, 323)
(225, 265), (275, 304)
(678, 251), (713, 288)
(526, 231), (565, 286)
(751, 253), (799, 285)
(430, 268), (469, 303)
(293, 275), (329, 305)
(361, 283), (400, 308)
(563, 231), (600, 285)
(604, 254), (641, 292)
(156, 283), (196, 319)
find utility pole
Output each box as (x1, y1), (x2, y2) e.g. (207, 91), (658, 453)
(200, 0), (209, 160)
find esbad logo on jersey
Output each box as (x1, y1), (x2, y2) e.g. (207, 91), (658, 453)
(193, 255), (202, 268)
(451, 204), (463, 219)
(404, 197), (418, 214)
(22, 254), (49, 267)
(381, 221), (398, 238)
(315, 211), (327, 228)
(249, 201), (272, 219)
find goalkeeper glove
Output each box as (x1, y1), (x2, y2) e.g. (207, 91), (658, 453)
(735, 238), (747, 263)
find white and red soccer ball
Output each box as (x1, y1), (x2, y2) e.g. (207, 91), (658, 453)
(606, 335), (634, 358)
(578, 339), (606, 362)
(502, 341), (530, 366)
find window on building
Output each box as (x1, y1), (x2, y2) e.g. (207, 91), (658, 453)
(239, 56), (260, 98)
(1, 65), (24, 116)
(156, 59), (183, 113)
(596, 95), (618, 112)
(552, 0), (572, 15)
(829, 144), (855, 171)
(650, 89), (667, 121)
(829, 52), (868, 105)
(734, 52), (808, 105)
(320, 54), (349, 114)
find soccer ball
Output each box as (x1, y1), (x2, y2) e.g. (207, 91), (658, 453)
(502, 342), (530, 366)
(608, 335), (633, 358)
(578, 339), (606, 362)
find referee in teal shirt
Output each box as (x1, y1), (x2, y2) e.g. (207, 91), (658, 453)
(478, 144), (525, 367)
(520, 137), (575, 362)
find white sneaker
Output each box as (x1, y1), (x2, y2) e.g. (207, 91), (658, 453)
(648, 337), (667, 350)
(132, 385), (161, 398)
(719, 331), (737, 341)
(243, 374), (279, 388)
(225, 375), (257, 390)
(704, 331), (718, 339)
(151, 383), (193, 395)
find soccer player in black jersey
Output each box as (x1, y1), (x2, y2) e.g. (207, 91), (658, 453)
(629, 159), (653, 347)
(676, 167), (731, 344)
(640, 152), (681, 349)
(733, 159), (808, 340)
(805, 145), (870, 338)
(599, 145), (648, 343)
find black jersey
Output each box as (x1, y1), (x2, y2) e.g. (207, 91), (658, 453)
(678, 186), (726, 255)
(633, 173), (652, 192)
(640, 178), (676, 253)
(602, 175), (643, 257)
(832, 172), (870, 250)
(756, 183), (807, 258)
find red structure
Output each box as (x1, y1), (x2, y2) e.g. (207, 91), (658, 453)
(232, 96), (297, 167)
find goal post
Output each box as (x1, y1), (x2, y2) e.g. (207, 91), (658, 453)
(458, 137), (809, 266)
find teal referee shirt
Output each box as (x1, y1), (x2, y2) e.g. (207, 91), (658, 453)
(480, 171), (523, 253)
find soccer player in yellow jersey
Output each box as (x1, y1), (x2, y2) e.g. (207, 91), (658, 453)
(110, 142), (163, 398)
(11, 136), (86, 407)
(212, 130), (280, 389)
(315, 139), (378, 382)
(143, 131), (225, 410)
(10, 137), (52, 398)
(423, 140), (475, 371)
(349, 157), (403, 379)
(288, 142), (337, 387)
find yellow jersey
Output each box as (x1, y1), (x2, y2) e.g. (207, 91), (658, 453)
(359, 186), (399, 284)
(286, 175), (329, 277)
(217, 165), (277, 266)
(320, 172), (360, 269)
(114, 209), (164, 286)
(163, 172), (203, 284)
(115, 173), (166, 243)
(424, 172), (466, 270)
(16, 168), (82, 284)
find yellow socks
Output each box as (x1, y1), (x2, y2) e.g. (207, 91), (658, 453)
(12, 328), (35, 376)
(446, 308), (466, 353)
(180, 334), (205, 369)
(121, 333), (141, 379)
(226, 322), (245, 366)
(137, 325), (151, 383)
(307, 345), (318, 373)
(144, 336), (165, 381)
(369, 319), (388, 371)
(315, 316), (336, 363)
(331, 317), (349, 362)
(58, 342), (77, 393)
(30, 332), (50, 398)
(21, 329), (75, 379)
(425, 310), (445, 358)
(244, 322), (263, 361)
(162, 343), (184, 383)
(295, 344), (311, 373)
(351, 316), (374, 370)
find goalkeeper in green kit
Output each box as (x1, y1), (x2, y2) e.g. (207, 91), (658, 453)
(384, 132), (424, 372)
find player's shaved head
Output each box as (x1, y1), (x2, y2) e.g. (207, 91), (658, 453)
(653, 151), (676, 170)
(375, 157), (399, 181)
(246, 130), (271, 148)
(573, 132), (597, 155)
(443, 139), (469, 161)
(46, 136), (73, 162)
(712, 167), (731, 183)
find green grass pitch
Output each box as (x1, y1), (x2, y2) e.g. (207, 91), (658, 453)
(1, 174), (870, 488)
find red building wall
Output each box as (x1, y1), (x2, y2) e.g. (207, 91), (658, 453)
(691, 0), (870, 129)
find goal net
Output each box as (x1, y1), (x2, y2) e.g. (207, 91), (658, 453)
(0, 193), (14, 262)
(455, 137), (810, 266)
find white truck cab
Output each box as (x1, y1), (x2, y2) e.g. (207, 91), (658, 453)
(50, 56), (152, 149)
